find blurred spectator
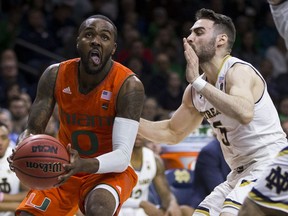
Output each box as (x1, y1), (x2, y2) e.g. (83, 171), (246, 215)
(232, 15), (254, 51)
(146, 7), (170, 46)
(145, 53), (172, 98)
(274, 72), (288, 96)
(115, 24), (140, 60)
(0, 52), (30, 107)
(0, 5), (23, 52)
(157, 72), (185, 116)
(8, 96), (29, 136)
(0, 122), (29, 215)
(123, 39), (153, 80)
(141, 97), (162, 121)
(5, 83), (21, 105)
(278, 96), (288, 122)
(225, 0), (257, 22)
(281, 120), (288, 139)
(47, 2), (78, 56)
(125, 56), (151, 88)
(117, 0), (147, 35)
(258, 10), (279, 52)
(190, 138), (231, 209)
(119, 134), (183, 216)
(233, 31), (262, 68)
(19, 92), (32, 112)
(151, 26), (184, 75)
(258, 58), (279, 105)
(265, 35), (288, 78)
(83, 0), (117, 21)
(0, 108), (17, 146)
(15, 8), (57, 73)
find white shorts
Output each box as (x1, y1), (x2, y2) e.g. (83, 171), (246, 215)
(247, 146), (288, 214)
(193, 160), (270, 216)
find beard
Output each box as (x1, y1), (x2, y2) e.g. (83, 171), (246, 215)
(79, 51), (110, 75)
(195, 39), (216, 64)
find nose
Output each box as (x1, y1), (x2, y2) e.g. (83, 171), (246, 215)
(187, 33), (194, 43)
(90, 36), (100, 47)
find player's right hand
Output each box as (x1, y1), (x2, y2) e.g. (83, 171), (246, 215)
(7, 149), (15, 172)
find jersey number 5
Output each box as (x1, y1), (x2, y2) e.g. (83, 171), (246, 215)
(213, 121), (230, 146)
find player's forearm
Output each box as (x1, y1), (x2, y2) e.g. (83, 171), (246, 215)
(139, 118), (183, 144)
(200, 84), (254, 124)
(0, 202), (21, 211)
(2, 192), (27, 202)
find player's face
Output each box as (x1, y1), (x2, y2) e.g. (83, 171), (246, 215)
(0, 126), (9, 158)
(187, 19), (217, 63)
(77, 18), (117, 75)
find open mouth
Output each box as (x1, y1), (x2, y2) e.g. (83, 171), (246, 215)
(90, 50), (100, 65)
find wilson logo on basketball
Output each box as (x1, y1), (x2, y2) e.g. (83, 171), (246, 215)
(31, 145), (58, 154)
(26, 162), (63, 173)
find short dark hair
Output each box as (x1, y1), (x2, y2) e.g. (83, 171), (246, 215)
(78, 14), (118, 42)
(195, 8), (236, 52)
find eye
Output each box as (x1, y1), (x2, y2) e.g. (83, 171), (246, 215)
(0, 135), (8, 140)
(101, 34), (109, 41)
(194, 30), (203, 36)
(85, 32), (93, 38)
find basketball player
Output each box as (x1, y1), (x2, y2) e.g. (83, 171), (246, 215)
(119, 134), (193, 216)
(119, 134), (183, 216)
(238, 1), (288, 215)
(0, 122), (28, 216)
(138, 8), (287, 216)
(8, 15), (145, 215)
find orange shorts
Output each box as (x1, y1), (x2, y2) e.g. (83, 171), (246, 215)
(16, 166), (137, 216)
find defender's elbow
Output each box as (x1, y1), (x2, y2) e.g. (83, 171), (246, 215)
(238, 111), (253, 125)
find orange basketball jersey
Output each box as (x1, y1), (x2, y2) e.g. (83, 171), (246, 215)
(55, 58), (135, 159)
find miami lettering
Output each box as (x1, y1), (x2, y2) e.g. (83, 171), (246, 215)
(60, 108), (114, 127)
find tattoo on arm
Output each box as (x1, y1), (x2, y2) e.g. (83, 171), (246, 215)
(26, 65), (58, 134)
(117, 76), (145, 121)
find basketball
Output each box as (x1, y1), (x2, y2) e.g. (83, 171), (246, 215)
(12, 134), (69, 190)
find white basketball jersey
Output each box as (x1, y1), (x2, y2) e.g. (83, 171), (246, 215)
(130, 147), (157, 201)
(0, 147), (21, 216)
(119, 147), (157, 216)
(0, 147), (20, 194)
(192, 56), (287, 170)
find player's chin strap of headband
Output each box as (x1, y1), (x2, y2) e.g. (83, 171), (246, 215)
(96, 117), (139, 173)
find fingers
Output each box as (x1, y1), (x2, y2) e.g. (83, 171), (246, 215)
(55, 166), (74, 187)
(7, 156), (15, 172)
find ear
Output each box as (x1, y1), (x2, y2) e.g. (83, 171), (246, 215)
(111, 42), (117, 56)
(217, 34), (228, 47)
(76, 37), (79, 49)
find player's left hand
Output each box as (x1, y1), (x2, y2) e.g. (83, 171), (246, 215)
(55, 144), (84, 187)
(183, 38), (200, 84)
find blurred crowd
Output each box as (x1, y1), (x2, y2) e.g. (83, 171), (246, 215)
(0, 0), (288, 149)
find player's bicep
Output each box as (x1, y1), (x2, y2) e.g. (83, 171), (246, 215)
(226, 65), (255, 104)
(116, 76), (145, 121)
